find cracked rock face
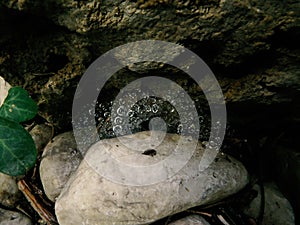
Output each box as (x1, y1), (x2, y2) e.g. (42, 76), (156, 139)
(0, 0), (299, 131)
(55, 131), (248, 225)
(2, 0), (298, 67)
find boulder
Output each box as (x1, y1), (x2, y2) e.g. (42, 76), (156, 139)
(1, 0), (298, 68)
(0, 1), (299, 132)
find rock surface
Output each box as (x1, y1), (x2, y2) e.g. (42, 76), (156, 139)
(0, 173), (21, 208)
(39, 131), (82, 202)
(0, 0), (299, 132)
(0, 208), (32, 225)
(169, 215), (210, 225)
(55, 131), (248, 225)
(1, 0), (298, 67)
(243, 183), (295, 225)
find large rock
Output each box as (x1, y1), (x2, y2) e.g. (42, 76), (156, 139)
(0, 1), (299, 132)
(1, 0), (298, 67)
(40, 131), (82, 202)
(55, 131), (248, 225)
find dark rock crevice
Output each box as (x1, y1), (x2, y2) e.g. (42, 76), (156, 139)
(0, 0), (298, 164)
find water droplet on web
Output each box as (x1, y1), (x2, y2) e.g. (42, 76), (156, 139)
(134, 105), (140, 113)
(114, 116), (124, 125)
(113, 125), (122, 134)
(70, 148), (78, 156)
(127, 110), (134, 117)
(189, 124), (196, 133)
(177, 124), (183, 133)
(117, 106), (126, 116)
(199, 116), (204, 123)
(145, 105), (151, 112)
(152, 104), (159, 113)
(103, 112), (110, 118)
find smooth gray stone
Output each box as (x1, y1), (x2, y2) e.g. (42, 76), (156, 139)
(55, 131), (248, 225)
(40, 131), (82, 202)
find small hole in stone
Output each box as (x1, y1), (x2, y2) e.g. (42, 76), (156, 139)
(142, 149), (156, 157)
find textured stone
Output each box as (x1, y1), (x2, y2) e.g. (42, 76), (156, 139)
(40, 131), (82, 202)
(1, 0), (298, 67)
(243, 183), (295, 225)
(0, 1), (299, 131)
(0, 208), (32, 225)
(0, 173), (21, 208)
(55, 131), (248, 225)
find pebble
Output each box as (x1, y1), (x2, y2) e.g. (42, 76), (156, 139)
(0, 173), (21, 208)
(0, 208), (32, 225)
(243, 182), (295, 225)
(39, 131), (82, 202)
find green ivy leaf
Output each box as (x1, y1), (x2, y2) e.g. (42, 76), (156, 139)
(0, 117), (37, 176)
(0, 87), (38, 123)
